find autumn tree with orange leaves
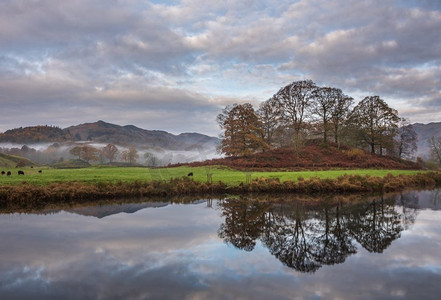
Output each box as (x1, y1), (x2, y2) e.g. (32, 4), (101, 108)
(217, 103), (269, 157)
(102, 143), (119, 163)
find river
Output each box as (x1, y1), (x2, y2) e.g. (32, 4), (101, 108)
(0, 190), (440, 299)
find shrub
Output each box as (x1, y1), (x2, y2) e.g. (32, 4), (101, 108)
(344, 148), (365, 160)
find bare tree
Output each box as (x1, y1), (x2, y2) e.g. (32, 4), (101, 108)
(310, 87), (343, 144)
(70, 146), (82, 160)
(144, 152), (159, 167)
(121, 147), (139, 164)
(257, 97), (280, 147)
(102, 144), (119, 163)
(429, 136), (441, 165)
(331, 94), (354, 148)
(395, 118), (417, 159)
(81, 145), (99, 163)
(349, 96), (400, 155)
(273, 80), (317, 147)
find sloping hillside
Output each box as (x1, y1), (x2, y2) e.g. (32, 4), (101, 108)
(183, 143), (420, 170)
(0, 153), (37, 168)
(0, 126), (69, 143)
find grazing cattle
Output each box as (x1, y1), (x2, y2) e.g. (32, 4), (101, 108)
(38, 170), (42, 173)
(187, 172), (193, 177)
(18, 170), (24, 175)
(7, 171), (11, 176)
(31, 166), (34, 169)
(1, 171), (5, 175)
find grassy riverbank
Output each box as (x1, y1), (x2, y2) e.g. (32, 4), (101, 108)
(0, 165), (426, 186)
(0, 166), (440, 209)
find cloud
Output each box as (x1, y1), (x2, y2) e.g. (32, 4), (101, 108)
(0, 0), (440, 134)
(0, 71), (224, 134)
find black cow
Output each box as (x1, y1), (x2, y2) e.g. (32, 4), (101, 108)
(7, 171), (11, 176)
(38, 170), (42, 173)
(18, 170), (24, 175)
(187, 172), (193, 177)
(1, 171), (5, 175)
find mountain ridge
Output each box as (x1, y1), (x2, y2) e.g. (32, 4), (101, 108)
(0, 120), (219, 150)
(412, 121), (441, 159)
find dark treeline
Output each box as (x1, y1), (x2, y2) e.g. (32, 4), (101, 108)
(218, 80), (418, 160)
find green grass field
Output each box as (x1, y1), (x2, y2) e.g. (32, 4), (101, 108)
(0, 165), (426, 186)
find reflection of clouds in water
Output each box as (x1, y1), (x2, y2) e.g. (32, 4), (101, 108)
(393, 210), (441, 268)
(0, 193), (441, 298)
(1, 259), (204, 299)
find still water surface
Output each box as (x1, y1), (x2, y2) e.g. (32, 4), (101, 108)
(0, 190), (440, 299)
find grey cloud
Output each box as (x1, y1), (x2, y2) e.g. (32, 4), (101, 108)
(401, 0), (441, 11)
(0, 74), (222, 134)
(286, 8), (441, 74)
(0, 0), (440, 135)
(184, 13), (296, 64)
(0, 0), (133, 47)
(0, 0), (197, 75)
(371, 67), (441, 98)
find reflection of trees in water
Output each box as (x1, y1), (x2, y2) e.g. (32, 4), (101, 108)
(310, 203), (357, 266)
(429, 189), (441, 208)
(397, 192), (419, 230)
(344, 197), (402, 253)
(218, 194), (415, 273)
(261, 203), (322, 272)
(218, 200), (271, 251)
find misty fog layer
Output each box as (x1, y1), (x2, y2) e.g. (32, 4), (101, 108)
(0, 142), (221, 166)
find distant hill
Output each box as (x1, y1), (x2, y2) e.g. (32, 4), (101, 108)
(0, 126), (69, 143)
(0, 120), (219, 150)
(412, 122), (441, 159)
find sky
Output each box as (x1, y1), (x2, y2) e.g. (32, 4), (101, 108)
(0, 0), (440, 136)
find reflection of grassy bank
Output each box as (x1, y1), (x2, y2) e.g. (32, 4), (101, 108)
(1, 172), (440, 209)
(0, 189), (409, 215)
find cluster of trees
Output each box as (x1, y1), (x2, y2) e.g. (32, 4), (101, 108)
(1, 143), (154, 166)
(70, 144), (144, 165)
(68, 144), (183, 166)
(0, 142), (200, 167)
(218, 80), (418, 159)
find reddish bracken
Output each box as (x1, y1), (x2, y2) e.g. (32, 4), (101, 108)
(177, 144), (420, 171)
